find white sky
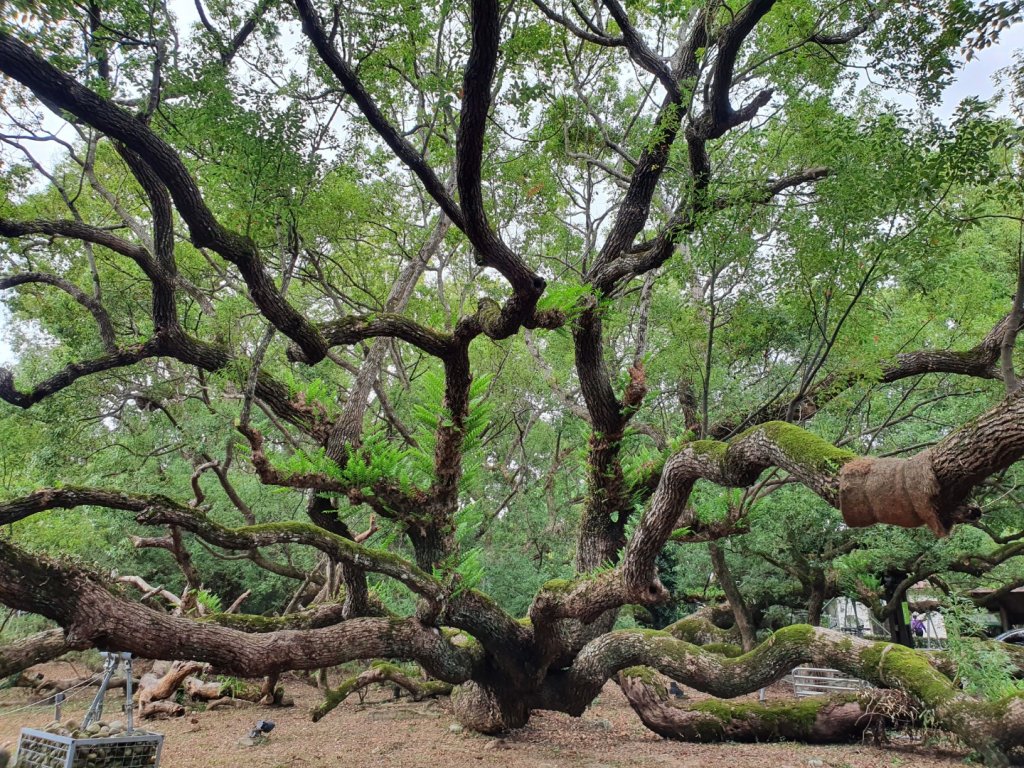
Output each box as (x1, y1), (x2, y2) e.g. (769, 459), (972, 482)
(0, 21), (1022, 368)
(942, 30), (1022, 114)
(0, 305), (12, 365)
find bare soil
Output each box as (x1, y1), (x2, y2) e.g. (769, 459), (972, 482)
(0, 662), (970, 768)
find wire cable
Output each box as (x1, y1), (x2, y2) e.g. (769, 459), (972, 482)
(0, 673), (103, 717)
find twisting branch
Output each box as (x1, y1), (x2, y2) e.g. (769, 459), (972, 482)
(0, 272), (116, 351)
(0, 30), (328, 363)
(0, 217), (158, 270)
(312, 662), (453, 722)
(288, 313), (454, 363)
(0, 339), (163, 408)
(809, 5), (885, 45)
(114, 144), (179, 329)
(587, 7), (708, 284)
(0, 536), (479, 682)
(600, 0), (679, 98)
(193, 0), (273, 66)
(530, 0), (624, 46)
(545, 625), (1024, 764)
(239, 425), (420, 522)
(712, 311), (1017, 438)
(699, 0), (777, 138)
(535, 387), (1024, 625)
(297, 0), (547, 340)
(455, 0), (547, 334)
(0, 487), (444, 602)
(292, 0), (464, 229)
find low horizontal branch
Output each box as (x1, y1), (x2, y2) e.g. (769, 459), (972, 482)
(0, 628), (89, 678)
(0, 536), (478, 682)
(551, 625), (1023, 761)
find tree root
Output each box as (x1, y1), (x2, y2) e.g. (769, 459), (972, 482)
(139, 700), (185, 719)
(312, 662), (452, 722)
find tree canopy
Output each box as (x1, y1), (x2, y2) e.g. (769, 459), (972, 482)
(2, 0), (1024, 763)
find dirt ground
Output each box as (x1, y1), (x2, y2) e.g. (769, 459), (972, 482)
(0, 662), (971, 768)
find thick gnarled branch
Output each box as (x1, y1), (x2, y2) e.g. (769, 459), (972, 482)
(0, 536), (477, 682)
(536, 390), (1024, 624)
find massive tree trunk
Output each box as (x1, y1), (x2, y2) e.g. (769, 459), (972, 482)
(451, 681), (531, 734)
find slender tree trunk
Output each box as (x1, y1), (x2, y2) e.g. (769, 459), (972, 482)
(807, 573), (827, 627)
(883, 578), (915, 647)
(708, 542), (756, 650)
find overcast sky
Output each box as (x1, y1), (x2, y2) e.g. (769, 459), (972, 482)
(1, 22), (1022, 369)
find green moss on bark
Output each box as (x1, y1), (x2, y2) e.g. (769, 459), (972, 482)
(749, 422), (857, 473)
(701, 642), (744, 658)
(858, 643), (955, 705)
(540, 578), (573, 592)
(689, 440), (728, 462)
(683, 698), (831, 740)
(621, 665), (669, 696)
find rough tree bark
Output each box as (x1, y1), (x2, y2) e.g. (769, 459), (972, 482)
(0, 1), (1023, 765)
(0, 629), (89, 679)
(137, 661), (204, 719)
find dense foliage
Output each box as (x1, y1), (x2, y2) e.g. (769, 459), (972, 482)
(1, 0), (1024, 762)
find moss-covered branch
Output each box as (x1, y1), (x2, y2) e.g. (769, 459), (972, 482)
(618, 667), (916, 743)
(0, 537), (481, 683)
(312, 661), (453, 721)
(137, 506), (445, 603)
(0, 486), (444, 603)
(536, 398), (1024, 629)
(551, 625), (1024, 765)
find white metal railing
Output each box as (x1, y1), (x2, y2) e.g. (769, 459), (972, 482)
(791, 666), (871, 697)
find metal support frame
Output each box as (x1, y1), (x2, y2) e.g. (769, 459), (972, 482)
(83, 652), (135, 734)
